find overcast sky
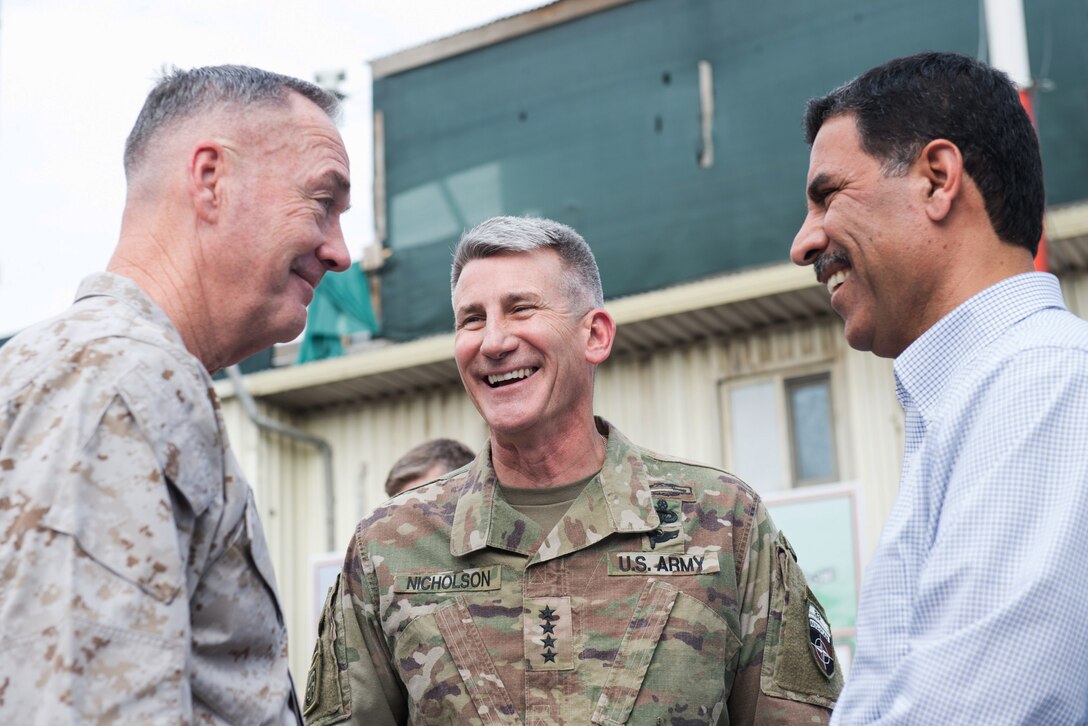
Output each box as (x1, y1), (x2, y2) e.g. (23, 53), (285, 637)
(0, 0), (546, 336)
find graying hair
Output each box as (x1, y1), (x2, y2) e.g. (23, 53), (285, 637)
(451, 216), (604, 310)
(123, 64), (340, 178)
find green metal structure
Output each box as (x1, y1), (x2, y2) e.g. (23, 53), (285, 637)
(373, 0), (1088, 341)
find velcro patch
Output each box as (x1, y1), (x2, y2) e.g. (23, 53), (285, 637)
(393, 565), (501, 593)
(524, 597), (574, 671)
(608, 552), (719, 576)
(648, 482), (696, 502)
(808, 601), (835, 678)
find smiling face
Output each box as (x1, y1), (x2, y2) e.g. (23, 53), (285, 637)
(791, 114), (938, 358)
(217, 92), (352, 357)
(453, 248), (600, 442)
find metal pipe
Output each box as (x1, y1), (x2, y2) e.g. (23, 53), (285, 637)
(225, 365), (337, 551)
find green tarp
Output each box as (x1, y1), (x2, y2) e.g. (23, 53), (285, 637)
(298, 264), (380, 363)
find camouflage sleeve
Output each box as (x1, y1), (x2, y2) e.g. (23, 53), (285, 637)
(0, 390), (192, 721)
(304, 530), (407, 725)
(728, 502), (842, 724)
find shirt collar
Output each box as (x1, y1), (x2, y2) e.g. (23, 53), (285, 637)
(450, 418), (661, 558)
(893, 272), (1066, 422)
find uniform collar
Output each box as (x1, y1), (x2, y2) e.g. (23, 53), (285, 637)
(75, 272), (187, 352)
(450, 418), (661, 560)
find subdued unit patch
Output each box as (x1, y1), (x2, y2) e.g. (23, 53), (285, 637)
(808, 600), (835, 679)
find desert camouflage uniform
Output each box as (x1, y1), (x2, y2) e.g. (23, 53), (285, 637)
(306, 420), (841, 725)
(0, 273), (299, 724)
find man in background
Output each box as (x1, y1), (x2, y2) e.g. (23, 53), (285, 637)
(0, 65), (351, 722)
(305, 216), (840, 725)
(384, 438), (475, 497)
(792, 51), (1088, 722)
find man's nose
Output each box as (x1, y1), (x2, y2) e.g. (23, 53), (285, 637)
(319, 223), (351, 272)
(790, 212), (828, 267)
(481, 318), (517, 358)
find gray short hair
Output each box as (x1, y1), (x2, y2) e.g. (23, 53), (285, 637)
(451, 216), (604, 310)
(123, 64), (341, 178)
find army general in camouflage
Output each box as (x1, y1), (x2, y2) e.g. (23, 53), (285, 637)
(305, 217), (841, 725)
(0, 66), (352, 722)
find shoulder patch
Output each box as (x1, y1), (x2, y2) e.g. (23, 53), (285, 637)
(807, 601), (835, 679)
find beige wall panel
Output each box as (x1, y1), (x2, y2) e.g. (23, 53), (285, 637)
(1060, 270), (1088, 317)
(595, 343), (722, 466)
(306, 386), (488, 542)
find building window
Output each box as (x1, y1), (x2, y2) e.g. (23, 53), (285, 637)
(722, 371), (839, 493)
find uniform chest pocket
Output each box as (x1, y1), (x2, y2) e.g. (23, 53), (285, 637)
(591, 580), (740, 726)
(394, 597), (522, 725)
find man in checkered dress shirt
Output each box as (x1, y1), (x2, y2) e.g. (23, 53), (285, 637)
(790, 52), (1088, 723)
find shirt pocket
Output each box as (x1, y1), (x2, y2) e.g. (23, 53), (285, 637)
(591, 580), (739, 725)
(394, 596), (520, 725)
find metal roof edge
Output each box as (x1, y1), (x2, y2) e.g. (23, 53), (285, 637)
(370, 0), (636, 80)
(606, 262), (816, 326)
(1046, 200), (1088, 240)
(216, 331), (456, 401)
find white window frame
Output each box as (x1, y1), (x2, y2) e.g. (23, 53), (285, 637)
(718, 362), (850, 492)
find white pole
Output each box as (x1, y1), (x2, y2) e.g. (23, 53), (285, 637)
(983, 0), (1032, 88)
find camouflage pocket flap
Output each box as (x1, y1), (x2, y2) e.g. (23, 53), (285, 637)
(433, 597), (522, 725)
(591, 580), (680, 725)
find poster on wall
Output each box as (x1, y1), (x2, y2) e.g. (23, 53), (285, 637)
(764, 482), (862, 676)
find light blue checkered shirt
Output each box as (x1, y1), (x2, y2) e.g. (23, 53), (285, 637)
(831, 273), (1088, 725)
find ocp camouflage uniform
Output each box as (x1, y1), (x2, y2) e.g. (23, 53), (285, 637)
(306, 420), (841, 725)
(0, 273), (300, 724)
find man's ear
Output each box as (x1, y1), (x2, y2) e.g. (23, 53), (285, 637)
(918, 138), (963, 223)
(190, 141), (225, 223)
(584, 308), (616, 365)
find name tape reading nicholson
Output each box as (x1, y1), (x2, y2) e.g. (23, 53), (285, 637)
(394, 566), (502, 593)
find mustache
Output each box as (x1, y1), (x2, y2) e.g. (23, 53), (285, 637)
(813, 251), (851, 281)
